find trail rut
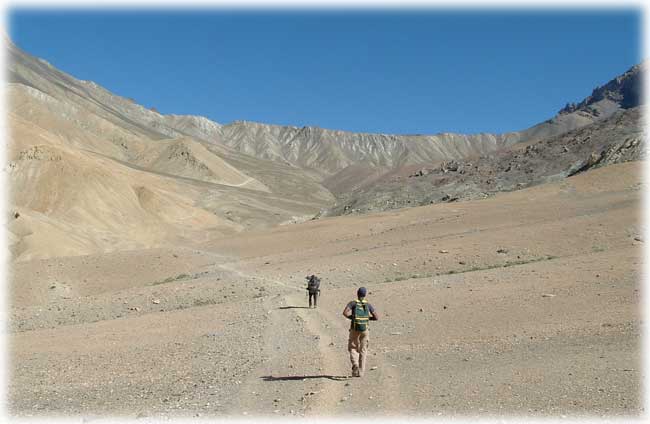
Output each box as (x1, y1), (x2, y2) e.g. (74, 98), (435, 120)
(217, 261), (404, 416)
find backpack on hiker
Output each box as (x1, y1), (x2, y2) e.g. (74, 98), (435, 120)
(307, 275), (320, 294)
(352, 299), (370, 331)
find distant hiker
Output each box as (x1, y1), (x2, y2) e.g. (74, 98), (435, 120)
(306, 274), (321, 308)
(342, 287), (379, 377)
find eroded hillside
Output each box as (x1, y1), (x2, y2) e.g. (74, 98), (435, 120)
(5, 37), (645, 261)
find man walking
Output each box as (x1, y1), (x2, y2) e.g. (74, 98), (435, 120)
(306, 275), (321, 308)
(342, 287), (379, 377)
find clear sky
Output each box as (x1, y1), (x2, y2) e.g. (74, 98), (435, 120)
(8, 8), (642, 135)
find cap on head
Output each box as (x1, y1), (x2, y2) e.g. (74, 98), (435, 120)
(357, 287), (367, 298)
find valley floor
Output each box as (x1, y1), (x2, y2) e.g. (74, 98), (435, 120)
(7, 161), (644, 418)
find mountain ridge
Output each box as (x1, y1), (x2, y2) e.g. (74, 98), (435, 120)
(9, 38), (641, 180)
(5, 37), (644, 260)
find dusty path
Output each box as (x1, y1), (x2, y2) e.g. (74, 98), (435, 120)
(228, 176), (255, 187)
(218, 262), (348, 416)
(217, 261), (404, 416)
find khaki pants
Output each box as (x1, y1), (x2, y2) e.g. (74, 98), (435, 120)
(348, 329), (369, 376)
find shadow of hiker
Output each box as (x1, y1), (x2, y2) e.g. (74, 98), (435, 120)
(277, 306), (311, 310)
(262, 375), (349, 382)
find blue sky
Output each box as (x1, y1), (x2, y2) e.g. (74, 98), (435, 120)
(9, 9), (642, 135)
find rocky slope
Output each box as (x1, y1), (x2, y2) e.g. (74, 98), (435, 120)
(213, 63), (644, 179)
(5, 36), (645, 259)
(10, 38), (641, 183)
(327, 107), (644, 215)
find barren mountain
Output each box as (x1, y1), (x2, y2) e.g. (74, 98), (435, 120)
(11, 36), (641, 185)
(218, 122), (521, 179)
(327, 106), (645, 215)
(6, 37), (644, 260)
(6, 41), (333, 260)
(212, 63), (643, 181)
(5, 35), (644, 420)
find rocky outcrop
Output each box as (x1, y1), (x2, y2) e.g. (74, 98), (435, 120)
(559, 63), (644, 114)
(327, 107), (645, 216)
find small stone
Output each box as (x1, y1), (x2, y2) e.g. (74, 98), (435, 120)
(152, 299), (160, 304)
(370, 366), (378, 370)
(541, 294), (556, 298)
(439, 250), (449, 254)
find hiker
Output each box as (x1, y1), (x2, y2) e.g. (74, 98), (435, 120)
(342, 287), (379, 377)
(306, 274), (321, 308)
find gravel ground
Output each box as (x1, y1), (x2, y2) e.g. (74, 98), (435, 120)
(7, 162), (644, 419)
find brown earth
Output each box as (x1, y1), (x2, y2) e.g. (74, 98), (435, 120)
(8, 161), (643, 419)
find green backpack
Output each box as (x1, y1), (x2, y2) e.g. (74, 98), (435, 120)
(353, 299), (370, 331)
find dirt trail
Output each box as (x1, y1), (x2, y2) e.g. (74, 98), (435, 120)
(293, 290), (406, 414)
(217, 261), (404, 416)
(288, 290), (349, 414)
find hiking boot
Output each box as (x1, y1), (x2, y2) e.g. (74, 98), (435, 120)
(352, 365), (360, 377)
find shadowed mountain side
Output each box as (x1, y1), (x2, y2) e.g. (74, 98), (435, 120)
(322, 164), (392, 197)
(207, 63), (644, 180)
(326, 107), (644, 216)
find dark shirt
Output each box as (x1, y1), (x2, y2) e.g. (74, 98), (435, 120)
(307, 278), (320, 293)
